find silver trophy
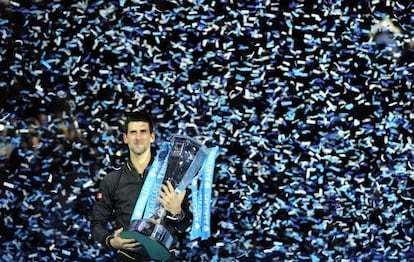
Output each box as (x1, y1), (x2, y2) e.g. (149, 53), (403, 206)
(121, 135), (208, 261)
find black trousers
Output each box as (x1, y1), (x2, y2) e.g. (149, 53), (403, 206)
(117, 250), (176, 262)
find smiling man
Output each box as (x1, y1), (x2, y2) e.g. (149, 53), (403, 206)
(90, 111), (191, 261)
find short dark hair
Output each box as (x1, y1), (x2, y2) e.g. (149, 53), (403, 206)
(124, 111), (154, 134)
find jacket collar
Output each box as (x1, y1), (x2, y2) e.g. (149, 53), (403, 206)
(126, 147), (156, 176)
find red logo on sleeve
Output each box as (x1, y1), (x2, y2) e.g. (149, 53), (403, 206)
(96, 192), (103, 201)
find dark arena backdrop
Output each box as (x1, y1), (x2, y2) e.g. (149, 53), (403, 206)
(1, 0), (413, 261)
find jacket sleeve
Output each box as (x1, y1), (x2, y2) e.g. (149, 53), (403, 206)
(89, 173), (116, 248)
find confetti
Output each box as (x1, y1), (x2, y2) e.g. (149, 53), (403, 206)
(1, 0), (413, 261)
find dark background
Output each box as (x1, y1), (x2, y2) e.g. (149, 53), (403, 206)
(0, 0), (413, 261)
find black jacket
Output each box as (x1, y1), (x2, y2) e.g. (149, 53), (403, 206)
(90, 158), (192, 260)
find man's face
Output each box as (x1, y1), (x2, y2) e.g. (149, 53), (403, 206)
(123, 121), (155, 156)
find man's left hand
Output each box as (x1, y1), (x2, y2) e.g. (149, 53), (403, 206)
(158, 181), (186, 215)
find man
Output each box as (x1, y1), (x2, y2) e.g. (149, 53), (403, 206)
(90, 111), (191, 261)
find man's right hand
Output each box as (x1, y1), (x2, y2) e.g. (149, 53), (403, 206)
(110, 227), (141, 251)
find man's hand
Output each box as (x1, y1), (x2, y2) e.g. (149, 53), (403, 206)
(110, 228), (141, 251)
(158, 181), (186, 215)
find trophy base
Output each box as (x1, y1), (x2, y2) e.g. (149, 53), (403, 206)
(121, 219), (175, 261)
